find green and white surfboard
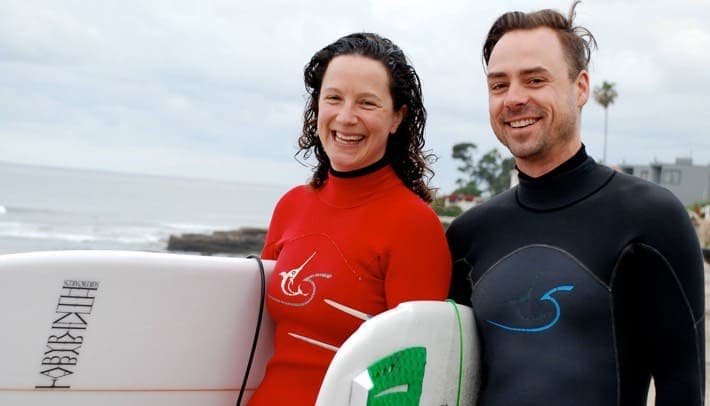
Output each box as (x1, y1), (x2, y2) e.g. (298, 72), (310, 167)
(316, 300), (480, 405)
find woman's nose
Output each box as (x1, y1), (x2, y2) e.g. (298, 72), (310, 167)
(335, 102), (358, 125)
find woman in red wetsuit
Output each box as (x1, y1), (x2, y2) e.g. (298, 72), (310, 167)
(249, 32), (451, 405)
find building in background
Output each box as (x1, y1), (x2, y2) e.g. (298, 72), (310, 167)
(618, 157), (710, 206)
(445, 193), (482, 212)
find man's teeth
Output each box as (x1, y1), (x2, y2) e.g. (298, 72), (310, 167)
(510, 118), (537, 128)
(335, 132), (364, 142)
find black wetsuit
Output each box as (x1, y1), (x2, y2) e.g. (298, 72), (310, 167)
(447, 147), (705, 405)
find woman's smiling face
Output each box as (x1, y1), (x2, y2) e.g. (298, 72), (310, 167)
(317, 55), (405, 172)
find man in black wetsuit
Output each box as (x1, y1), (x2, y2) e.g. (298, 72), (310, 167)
(447, 2), (705, 405)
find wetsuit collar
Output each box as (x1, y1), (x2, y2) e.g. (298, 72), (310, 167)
(319, 160), (402, 208)
(515, 145), (616, 211)
(329, 156), (389, 178)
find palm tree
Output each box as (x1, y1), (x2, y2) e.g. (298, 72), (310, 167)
(593, 81), (618, 164)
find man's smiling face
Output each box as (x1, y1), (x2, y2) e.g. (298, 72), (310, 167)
(486, 27), (589, 176)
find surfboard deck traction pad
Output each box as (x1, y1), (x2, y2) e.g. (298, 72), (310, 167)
(362, 300), (466, 406)
(366, 346), (426, 405)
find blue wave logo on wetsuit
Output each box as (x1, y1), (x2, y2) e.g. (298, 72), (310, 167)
(487, 285), (574, 333)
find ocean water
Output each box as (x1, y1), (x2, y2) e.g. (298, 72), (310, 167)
(0, 162), (291, 255)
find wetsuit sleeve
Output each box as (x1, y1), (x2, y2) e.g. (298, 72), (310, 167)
(651, 208), (704, 404)
(383, 208), (452, 309)
(260, 230), (278, 260)
(260, 190), (295, 261)
(260, 211), (281, 260)
(621, 193), (705, 404)
(446, 217), (474, 307)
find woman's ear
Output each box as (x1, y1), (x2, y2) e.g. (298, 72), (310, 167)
(389, 104), (407, 134)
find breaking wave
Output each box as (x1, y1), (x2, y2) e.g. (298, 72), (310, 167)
(0, 221), (165, 246)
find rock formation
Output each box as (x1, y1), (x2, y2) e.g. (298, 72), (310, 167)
(167, 227), (266, 255)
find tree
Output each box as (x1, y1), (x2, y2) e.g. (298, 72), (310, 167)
(451, 142), (482, 196)
(451, 142), (514, 197)
(593, 81), (618, 164)
(475, 149), (516, 196)
(484, 151), (516, 195)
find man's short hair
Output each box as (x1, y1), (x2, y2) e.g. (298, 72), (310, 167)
(482, 0), (597, 80)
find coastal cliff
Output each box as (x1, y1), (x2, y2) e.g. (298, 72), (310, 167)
(166, 227), (266, 255)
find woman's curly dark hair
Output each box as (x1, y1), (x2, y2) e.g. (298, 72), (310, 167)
(297, 32), (436, 203)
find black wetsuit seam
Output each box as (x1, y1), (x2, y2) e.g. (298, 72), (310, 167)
(608, 244), (633, 406)
(609, 291), (622, 406)
(634, 242), (701, 324)
(471, 243), (611, 294)
(634, 241), (705, 404)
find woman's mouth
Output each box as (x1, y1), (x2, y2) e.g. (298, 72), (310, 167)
(333, 131), (365, 143)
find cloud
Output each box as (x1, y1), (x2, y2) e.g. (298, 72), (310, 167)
(0, 0), (708, 194)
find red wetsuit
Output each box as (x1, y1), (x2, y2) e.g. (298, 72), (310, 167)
(249, 164), (451, 405)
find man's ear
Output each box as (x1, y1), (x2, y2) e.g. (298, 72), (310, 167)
(575, 70), (590, 109)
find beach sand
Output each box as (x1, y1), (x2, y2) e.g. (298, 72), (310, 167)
(646, 261), (710, 405)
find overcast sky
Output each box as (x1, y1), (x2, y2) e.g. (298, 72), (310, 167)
(2, 0), (709, 192)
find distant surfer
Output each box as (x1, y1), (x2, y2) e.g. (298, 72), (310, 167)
(448, 2), (705, 405)
(249, 32), (451, 405)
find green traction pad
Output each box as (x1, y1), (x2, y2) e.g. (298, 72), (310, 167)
(365, 346), (427, 405)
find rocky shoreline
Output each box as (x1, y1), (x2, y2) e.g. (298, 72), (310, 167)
(166, 227), (266, 255)
(168, 227), (710, 261)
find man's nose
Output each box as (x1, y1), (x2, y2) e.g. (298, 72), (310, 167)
(503, 82), (529, 109)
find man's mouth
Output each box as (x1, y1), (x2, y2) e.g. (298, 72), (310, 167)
(508, 118), (539, 128)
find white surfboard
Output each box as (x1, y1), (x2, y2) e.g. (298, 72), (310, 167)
(317, 300), (480, 405)
(1, 250), (480, 406)
(0, 250), (275, 406)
